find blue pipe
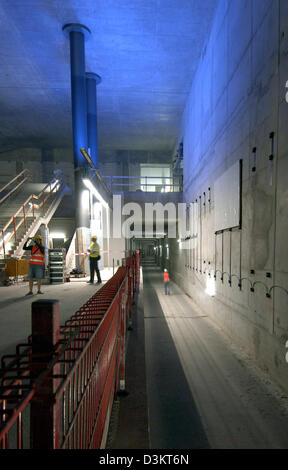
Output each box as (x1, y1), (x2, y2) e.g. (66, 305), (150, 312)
(63, 24), (91, 169)
(86, 73), (101, 168)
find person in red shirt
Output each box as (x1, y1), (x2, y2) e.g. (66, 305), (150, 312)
(163, 269), (170, 295)
(23, 235), (45, 295)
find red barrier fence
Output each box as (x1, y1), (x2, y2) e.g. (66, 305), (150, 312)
(0, 251), (139, 449)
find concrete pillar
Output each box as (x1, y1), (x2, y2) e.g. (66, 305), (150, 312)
(74, 170), (90, 272)
(86, 72), (102, 168)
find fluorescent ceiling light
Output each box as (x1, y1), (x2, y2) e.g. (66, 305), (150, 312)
(50, 232), (66, 239)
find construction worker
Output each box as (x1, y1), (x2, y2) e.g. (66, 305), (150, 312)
(163, 268), (170, 295)
(87, 236), (102, 284)
(23, 235), (45, 295)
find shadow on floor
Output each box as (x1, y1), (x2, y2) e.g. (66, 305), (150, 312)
(143, 267), (210, 449)
(0, 295), (37, 309)
(107, 276), (150, 449)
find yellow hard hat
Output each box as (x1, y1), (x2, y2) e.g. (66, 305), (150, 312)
(33, 235), (41, 240)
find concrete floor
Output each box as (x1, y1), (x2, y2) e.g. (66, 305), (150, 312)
(0, 268), (114, 359)
(112, 265), (288, 449)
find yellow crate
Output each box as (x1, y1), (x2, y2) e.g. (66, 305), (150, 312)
(6, 259), (30, 277)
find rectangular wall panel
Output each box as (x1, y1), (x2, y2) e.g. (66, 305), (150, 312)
(214, 160), (242, 232)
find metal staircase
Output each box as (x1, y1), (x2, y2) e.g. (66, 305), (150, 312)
(0, 171), (71, 272)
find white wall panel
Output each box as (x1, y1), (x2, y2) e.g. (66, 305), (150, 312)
(214, 160), (241, 232)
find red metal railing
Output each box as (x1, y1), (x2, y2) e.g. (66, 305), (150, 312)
(0, 252), (139, 449)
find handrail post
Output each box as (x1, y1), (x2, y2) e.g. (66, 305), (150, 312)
(23, 205), (26, 230)
(136, 250), (139, 282)
(126, 258), (132, 321)
(30, 300), (61, 449)
(118, 284), (127, 394)
(42, 191), (45, 215)
(32, 195), (35, 217)
(13, 216), (17, 243)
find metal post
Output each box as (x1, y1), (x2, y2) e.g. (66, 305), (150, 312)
(30, 300), (61, 449)
(126, 259), (132, 321)
(42, 191), (45, 215)
(86, 72), (101, 168)
(32, 195), (35, 218)
(118, 285), (127, 395)
(23, 205), (26, 230)
(13, 216), (17, 243)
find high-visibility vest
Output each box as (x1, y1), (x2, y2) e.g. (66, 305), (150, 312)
(89, 242), (100, 258)
(30, 245), (45, 266)
(164, 272), (170, 283)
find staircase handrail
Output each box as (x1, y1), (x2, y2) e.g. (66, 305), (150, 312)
(0, 169), (32, 205)
(0, 172), (66, 257)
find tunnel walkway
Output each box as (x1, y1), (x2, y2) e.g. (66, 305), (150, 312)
(112, 265), (288, 449)
(143, 266), (288, 449)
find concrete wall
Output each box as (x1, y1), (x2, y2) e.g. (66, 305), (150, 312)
(0, 147), (74, 188)
(48, 217), (76, 244)
(0, 146), (171, 192)
(0, 146), (76, 218)
(169, 0), (288, 392)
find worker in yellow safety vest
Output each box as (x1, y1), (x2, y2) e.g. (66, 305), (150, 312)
(87, 236), (102, 284)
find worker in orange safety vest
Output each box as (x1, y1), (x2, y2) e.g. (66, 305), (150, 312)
(163, 268), (170, 295)
(23, 235), (45, 295)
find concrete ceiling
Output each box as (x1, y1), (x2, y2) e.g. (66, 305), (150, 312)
(0, 0), (218, 157)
